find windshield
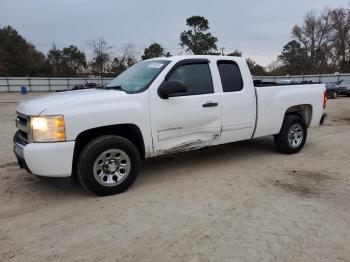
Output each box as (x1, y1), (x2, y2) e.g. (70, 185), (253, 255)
(106, 60), (170, 93)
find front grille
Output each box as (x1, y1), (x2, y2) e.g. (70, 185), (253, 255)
(14, 131), (27, 147)
(17, 114), (28, 126)
(18, 130), (28, 142)
(15, 112), (29, 145)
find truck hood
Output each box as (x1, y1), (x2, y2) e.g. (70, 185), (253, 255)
(17, 89), (126, 115)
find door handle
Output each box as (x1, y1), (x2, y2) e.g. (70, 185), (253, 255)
(202, 102), (218, 108)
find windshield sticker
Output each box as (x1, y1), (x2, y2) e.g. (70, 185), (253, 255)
(148, 63), (164, 69)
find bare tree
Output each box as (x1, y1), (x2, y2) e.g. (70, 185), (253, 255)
(329, 7), (350, 72)
(88, 38), (113, 76)
(111, 44), (138, 75)
(292, 9), (332, 73)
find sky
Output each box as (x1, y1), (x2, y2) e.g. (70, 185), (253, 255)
(0, 0), (348, 66)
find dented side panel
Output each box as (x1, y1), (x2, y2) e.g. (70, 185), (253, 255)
(155, 134), (220, 155)
(148, 59), (222, 157)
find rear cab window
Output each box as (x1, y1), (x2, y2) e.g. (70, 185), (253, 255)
(217, 61), (244, 92)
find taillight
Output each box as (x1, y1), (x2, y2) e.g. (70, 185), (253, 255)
(323, 91), (327, 109)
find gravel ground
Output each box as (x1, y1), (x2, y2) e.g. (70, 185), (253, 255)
(0, 92), (350, 262)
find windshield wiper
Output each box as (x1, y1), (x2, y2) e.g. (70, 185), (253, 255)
(98, 85), (124, 91)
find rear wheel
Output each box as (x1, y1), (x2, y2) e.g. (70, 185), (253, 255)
(274, 115), (307, 154)
(77, 135), (140, 196)
(333, 92), (338, 99)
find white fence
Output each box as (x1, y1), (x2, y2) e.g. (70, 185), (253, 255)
(1, 73), (350, 92)
(0, 77), (114, 92)
(253, 73), (350, 84)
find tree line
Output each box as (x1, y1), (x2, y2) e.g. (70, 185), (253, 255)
(0, 5), (349, 77)
(272, 7), (350, 75)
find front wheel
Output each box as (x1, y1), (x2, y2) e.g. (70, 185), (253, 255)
(333, 92), (338, 99)
(274, 115), (307, 154)
(77, 135), (141, 196)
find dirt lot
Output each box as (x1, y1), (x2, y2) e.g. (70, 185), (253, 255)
(0, 92), (350, 262)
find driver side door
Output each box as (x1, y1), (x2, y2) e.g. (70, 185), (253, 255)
(149, 59), (222, 156)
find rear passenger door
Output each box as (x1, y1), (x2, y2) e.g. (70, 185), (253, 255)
(217, 60), (256, 143)
(150, 59), (222, 156)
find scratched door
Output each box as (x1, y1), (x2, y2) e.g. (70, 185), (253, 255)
(149, 62), (222, 156)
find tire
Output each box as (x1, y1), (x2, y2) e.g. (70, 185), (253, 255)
(77, 135), (141, 196)
(333, 92), (338, 99)
(274, 115), (307, 154)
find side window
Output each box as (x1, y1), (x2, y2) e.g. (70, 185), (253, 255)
(217, 61), (243, 92)
(168, 63), (213, 96)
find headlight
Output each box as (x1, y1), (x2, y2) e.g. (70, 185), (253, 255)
(30, 115), (66, 142)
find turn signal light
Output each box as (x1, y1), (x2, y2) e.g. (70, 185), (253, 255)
(55, 117), (65, 128)
(56, 131), (66, 140)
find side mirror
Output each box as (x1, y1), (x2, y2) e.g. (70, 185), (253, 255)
(158, 80), (187, 99)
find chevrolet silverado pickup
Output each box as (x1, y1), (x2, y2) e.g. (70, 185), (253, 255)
(13, 55), (327, 196)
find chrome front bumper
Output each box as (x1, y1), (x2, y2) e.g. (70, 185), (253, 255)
(13, 141), (24, 158)
(13, 135), (32, 174)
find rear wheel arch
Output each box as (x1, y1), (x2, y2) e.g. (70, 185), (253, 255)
(284, 104), (313, 128)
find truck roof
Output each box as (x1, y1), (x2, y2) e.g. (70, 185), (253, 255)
(147, 55), (245, 63)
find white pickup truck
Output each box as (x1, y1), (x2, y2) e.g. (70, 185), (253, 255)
(13, 55), (327, 196)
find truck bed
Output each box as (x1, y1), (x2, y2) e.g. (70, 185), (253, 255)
(253, 84), (325, 138)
